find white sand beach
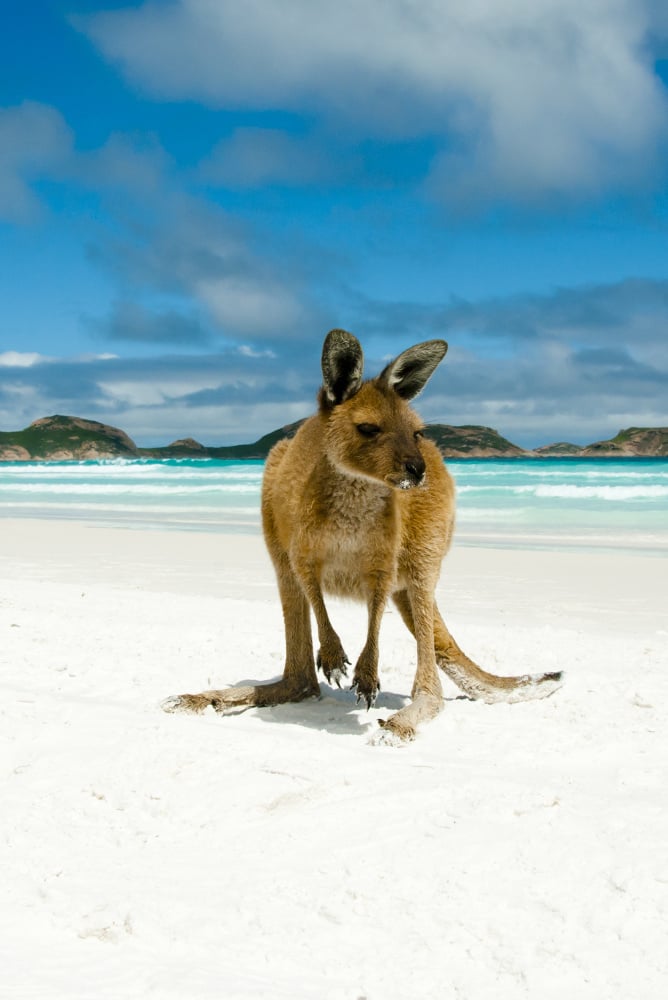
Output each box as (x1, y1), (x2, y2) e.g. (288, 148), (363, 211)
(2, 519), (667, 998)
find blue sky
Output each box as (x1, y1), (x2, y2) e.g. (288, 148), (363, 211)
(1, 0), (668, 447)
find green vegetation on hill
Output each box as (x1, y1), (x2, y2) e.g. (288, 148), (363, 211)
(582, 427), (668, 456)
(424, 424), (525, 457)
(1, 415), (666, 461)
(533, 442), (583, 456)
(0, 415), (138, 460)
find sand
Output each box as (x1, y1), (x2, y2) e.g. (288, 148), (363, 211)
(2, 518), (667, 998)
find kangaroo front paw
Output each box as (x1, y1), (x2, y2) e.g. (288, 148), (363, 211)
(352, 647), (380, 709)
(317, 646), (350, 688)
(352, 674), (380, 710)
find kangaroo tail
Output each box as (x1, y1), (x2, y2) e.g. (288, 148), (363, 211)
(392, 591), (563, 704)
(433, 606), (562, 703)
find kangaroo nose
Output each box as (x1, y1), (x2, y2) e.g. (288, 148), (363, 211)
(405, 457), (426, 483)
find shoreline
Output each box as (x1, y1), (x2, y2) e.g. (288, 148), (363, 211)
(1, 509), (666, 558)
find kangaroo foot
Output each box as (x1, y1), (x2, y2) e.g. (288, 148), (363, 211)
(162, 677), (320, 716)
(374, 714), (416, 745)
(371, 692), (443, 746)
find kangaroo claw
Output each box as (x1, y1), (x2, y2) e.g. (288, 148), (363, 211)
(352, 677), (380, 710)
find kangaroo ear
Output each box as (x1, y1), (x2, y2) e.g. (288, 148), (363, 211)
(379, 340), (448, 400)
(321, 329), (364, 406)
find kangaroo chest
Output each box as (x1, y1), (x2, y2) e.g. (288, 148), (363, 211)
(315, 474), (392, 539)
(301, 473), (402, 595)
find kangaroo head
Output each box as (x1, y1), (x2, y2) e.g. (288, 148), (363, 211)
(318, 329), (448, 490)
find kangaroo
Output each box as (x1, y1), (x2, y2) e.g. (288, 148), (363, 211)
(163, 329), (562, 743)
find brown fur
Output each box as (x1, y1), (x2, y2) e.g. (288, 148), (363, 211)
(163, 329), (562, 743)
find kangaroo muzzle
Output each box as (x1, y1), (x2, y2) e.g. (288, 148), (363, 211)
(387, 453), (426, 490)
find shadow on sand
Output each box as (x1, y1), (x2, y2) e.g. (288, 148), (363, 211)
(203, 677), (469, 738)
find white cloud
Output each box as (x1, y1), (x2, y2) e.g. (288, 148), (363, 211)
(79, 0), (668, 200)
(95, 380), (169, 408)
(196, 275), (303, 334)
(237, 345), (276, 359)
(0, 351), (50, 367)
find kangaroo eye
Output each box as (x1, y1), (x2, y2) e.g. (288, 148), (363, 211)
(357, 423), (382, 438)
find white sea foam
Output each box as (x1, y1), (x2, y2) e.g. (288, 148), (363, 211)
(458, 482), (668, 500)
(533, 484), (668, 500)
(0, 482), (260, 495)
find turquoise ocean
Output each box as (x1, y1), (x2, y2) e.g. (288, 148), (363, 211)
(1, 458), (667, 554)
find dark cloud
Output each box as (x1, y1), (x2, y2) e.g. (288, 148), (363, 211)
(85, 300), (211, 346)
(0, 102), (74, 222)
(354, 278), (668, 352)
(198, 128), (337, 189)
(572, 347), (659, 378)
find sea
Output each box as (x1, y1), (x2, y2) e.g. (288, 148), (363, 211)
(0, 457), (667, 554)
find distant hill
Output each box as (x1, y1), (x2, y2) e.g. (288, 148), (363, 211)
(0, 415), (138, 461)
(536, 427), (668, 457)
(424, 424), (526, 458)
(580, 427), (668, 457)
(1, 415), (667, 461)
(141, 421), (306, 460)
(533, 441), (585, 457)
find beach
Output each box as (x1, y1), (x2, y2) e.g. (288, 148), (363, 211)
(2, 516), (667, 999)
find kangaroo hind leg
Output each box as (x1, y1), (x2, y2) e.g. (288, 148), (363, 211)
(372, 584), (443, 745)
(162, 552), (320, 715)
